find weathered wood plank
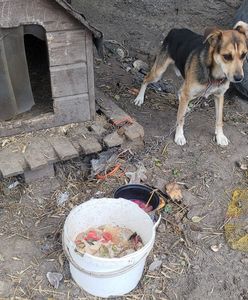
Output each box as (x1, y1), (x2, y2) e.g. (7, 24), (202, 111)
(96, 90), (132, 125)
(54, 94), (91, 123)
(0, 0), (81, 32)
(50, 63), (88, 98)
(49, 136), (78, 160)
(85, 30), (96, 120)
(47, 30), (86, 66)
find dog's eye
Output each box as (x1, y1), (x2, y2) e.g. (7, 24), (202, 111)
(241, 52), (247, 59)
(222, 54), (233, 61)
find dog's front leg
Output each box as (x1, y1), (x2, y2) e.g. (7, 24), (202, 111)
(214, 94), (229, 146)
(175, 85), (190, 146)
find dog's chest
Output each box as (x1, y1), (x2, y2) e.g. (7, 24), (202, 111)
(192, 82), (229, 99)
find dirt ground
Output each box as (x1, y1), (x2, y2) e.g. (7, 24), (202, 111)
(1, 42), (248, 300)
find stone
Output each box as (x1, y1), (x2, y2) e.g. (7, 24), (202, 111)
(24, 164), (55, 184)
(124, 122), (144, 141)
(103, 131), (124, 147)
(78, 137), (102, 154)
(148, 259), (163, 272)
(133, 59), (149, 72)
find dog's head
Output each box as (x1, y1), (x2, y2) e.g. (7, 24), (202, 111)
(204, 21), (248, 83)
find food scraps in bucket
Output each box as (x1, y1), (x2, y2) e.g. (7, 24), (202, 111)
(132, 200), (153, 213)
(75, 225), (143, 258)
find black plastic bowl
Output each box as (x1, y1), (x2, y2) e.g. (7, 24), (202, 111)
(114, 184), (160, 210)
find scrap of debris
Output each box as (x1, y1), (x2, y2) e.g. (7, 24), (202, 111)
(165, 182), (183, 202)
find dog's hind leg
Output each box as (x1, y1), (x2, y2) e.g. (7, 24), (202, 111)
(134, 50), (173, 106)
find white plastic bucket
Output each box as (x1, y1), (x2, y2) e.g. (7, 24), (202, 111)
(62, 198), (157, 298)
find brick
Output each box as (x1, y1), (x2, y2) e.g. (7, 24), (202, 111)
(0, 160), (23, 178)
(24, 164), (55, 184)
(103, 131), (124, 148)
(124, 122), (144, 141)
(0, 149), (25, 177)
(49, 136), (78, 160)
(24, 145), (47, 170)
(33, 138), (57, 163)
(79, 137), (102, 154)
(90, 123), (107, 136)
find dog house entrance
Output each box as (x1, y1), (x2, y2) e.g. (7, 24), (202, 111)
(0, 25), (52, 122)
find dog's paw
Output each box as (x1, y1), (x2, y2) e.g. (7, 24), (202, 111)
(134, 96), (144, 106)
(174, 133), (187, 146)
(216, 133), (229, 146)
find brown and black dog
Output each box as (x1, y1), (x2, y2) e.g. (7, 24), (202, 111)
(134, 21), (248, 146)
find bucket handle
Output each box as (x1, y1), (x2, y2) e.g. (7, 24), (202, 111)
(63, 233), (151, 278)
(153, 214), (161, 230)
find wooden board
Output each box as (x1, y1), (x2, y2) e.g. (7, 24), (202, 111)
(47, 29), (86, 66)
(85, 30), (96, 120)
(53, 94), (91, 123)
(50, 63), (88, 98)
(0, 0), (81, 32)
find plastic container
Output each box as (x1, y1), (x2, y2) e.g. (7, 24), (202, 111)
(62, 198), (156, 298)
(114, 184), (161, 223)
(114, 184), (160, 210)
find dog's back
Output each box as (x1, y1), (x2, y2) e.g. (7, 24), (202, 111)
(162, 29), (204, 77)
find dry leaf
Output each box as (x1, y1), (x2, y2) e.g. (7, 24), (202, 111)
(165, 182), (183, 202)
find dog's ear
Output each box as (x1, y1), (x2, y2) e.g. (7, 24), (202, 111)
(203, 27), (222, 47)
(234, 21), (248, 38)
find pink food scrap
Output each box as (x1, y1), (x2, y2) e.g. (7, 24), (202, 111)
(131, 199), (153, 212)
